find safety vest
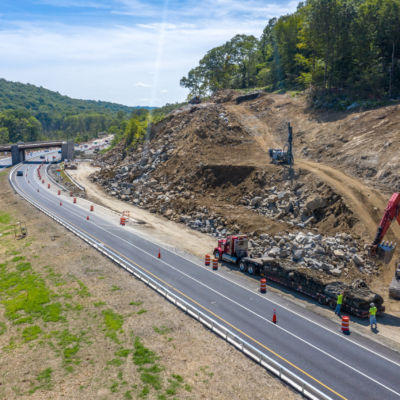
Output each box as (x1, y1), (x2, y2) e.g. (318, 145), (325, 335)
(369, 306), (377, 316)
(337, 294), (343, 305)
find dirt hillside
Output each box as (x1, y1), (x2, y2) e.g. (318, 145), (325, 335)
(92, 90), (400, 313)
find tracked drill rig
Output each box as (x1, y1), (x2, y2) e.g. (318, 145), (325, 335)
(269, 122), (294, 166)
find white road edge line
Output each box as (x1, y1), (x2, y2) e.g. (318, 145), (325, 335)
(23, 165), (400, 397)
(28, 163), (400, 369)
(75, 213), (400, 397)
(11, 165), (333, 400)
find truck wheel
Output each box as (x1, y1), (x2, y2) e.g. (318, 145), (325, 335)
(239, 261), (247, 272)
(328, 299), (336, 310)
(247, 265), (256, 275)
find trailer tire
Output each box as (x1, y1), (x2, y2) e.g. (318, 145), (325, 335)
(328, 299), (336, 310)
(318, 295), (326, 305)
(247, 265), (256, 275)
(239, 261), (247, 272)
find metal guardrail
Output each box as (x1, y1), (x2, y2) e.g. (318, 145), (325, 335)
(62, 167), (86, 192)
(8, 165), (334, 400)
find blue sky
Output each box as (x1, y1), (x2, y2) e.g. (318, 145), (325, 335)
(0, 0), (298, 106)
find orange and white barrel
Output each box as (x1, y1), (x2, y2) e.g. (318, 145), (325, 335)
(90, 205), (94, 212)
(120, 217), (126, 226)
(205, 254), (211, 266)
(212, 258), (218, 271)
(341, 316), (350, 334)
(260, 278), (267, 293)
(70, 191), (73, 197)
(73, 197), (77, 204)
(48, 183), (50, 189)
(57, 190), (61, 195)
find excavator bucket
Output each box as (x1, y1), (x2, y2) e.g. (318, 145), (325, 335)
(376, 242), (397, 264)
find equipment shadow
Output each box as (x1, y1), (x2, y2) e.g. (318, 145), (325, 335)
(220, 261), (400, 326)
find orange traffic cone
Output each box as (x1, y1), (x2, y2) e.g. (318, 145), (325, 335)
(272, 309), (277, 324)
(158, 249), (161, 259)
(86, 215), (89, 220)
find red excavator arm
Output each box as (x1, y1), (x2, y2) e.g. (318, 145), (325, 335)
(371, 193), (400, 263)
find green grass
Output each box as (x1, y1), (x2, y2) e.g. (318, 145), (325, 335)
(153, 326), (171, 335)
(140, 371), (161, 390)
(0, 321), (6, 335)
(111, 285), (120, 291)
(137, 309), (147, 315)
(0, 212), (12, 224)
(107, 358), (124, 367)
(129, 301), (143, 306)
(76, 279), (90, 297)
(103, 309), (124, 343)
(0, 261), (63, 326)
(133, 337), (158, 366)
(22, 325), (42, 342)
(124, 390), (133, 399)
(110, 381), (119, 393)
(115, 348), (131, 357)
(11, 255), (25, 262)
(29, 367), (53, 393)
(56, 329), (85, 367)
(93, 301), (106, 307)
(103, 309), (123, 331)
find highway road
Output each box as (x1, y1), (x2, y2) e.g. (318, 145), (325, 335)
(9, 160), (400, 400)
(0, 149), (58, 167)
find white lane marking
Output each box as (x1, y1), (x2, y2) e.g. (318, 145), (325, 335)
(36, 192), (398, 397)
(16, 166), (400, 370)
(14, 171), (400, 398)
(12, 169), (340, 400)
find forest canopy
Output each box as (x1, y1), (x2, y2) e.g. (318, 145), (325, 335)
(180, 0), (400, 104)
(0, 78), (149, 144)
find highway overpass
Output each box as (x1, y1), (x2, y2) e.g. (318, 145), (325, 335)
(0, 140), (74, 165)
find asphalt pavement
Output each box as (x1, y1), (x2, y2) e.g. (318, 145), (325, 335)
(9, 161), (400, 400)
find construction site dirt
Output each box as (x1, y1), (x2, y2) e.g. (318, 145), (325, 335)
(71, 90), (400, 346)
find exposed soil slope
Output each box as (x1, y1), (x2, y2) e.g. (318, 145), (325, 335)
(92, 91), (400, 301)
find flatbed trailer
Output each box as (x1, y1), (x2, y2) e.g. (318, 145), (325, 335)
(239, 257), (384, 318)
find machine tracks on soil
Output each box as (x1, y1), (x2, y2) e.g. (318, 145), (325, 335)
(227, 103), (400, 244)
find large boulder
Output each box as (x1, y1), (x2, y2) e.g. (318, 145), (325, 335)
(305, 196), (326, 212)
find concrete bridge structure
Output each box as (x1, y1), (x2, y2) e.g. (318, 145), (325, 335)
(0, 140), (74, 165)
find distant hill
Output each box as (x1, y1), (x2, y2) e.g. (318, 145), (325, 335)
(0, 78), (151, 144)
(0, 78), (138, 115)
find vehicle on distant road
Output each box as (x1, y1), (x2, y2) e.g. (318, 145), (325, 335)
(17, 171), (24, 176)
(40, 155), (45, 159)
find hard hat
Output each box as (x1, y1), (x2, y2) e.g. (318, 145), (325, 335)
(370, 302), (375, 307)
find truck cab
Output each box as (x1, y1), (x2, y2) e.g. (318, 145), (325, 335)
(214, 235), (248, 264)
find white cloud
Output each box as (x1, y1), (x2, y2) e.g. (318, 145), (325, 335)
(0, 1), (298, 106)
(135, 81), (151, 88)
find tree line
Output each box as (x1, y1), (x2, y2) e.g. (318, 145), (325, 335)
(0, 78), (143, 144)
(180, 0), (400, 105)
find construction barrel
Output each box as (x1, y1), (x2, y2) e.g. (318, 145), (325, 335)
(205, 254), (211, 266)
(212, 258), (218, 271)
(260, 278), (267, 293)
(341, 316), (350, 334)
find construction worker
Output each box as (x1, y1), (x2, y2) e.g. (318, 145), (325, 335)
(335, 292), (344, 316)
(369, 302), (377, 330)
